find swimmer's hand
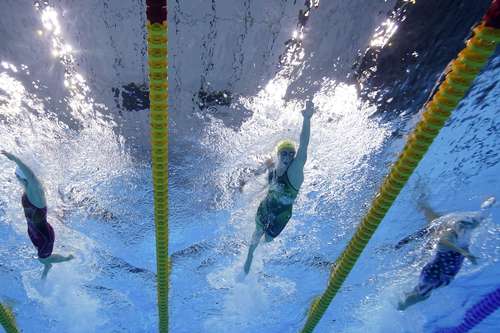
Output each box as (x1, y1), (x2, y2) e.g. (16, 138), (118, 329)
(1, 150), (16, 160)
(1, 151), (24, 168)
(466, 254), (478, 265)
(238, 158), (274, 192)
(263, 158), (274, 169)
(302, 100), (316, 119)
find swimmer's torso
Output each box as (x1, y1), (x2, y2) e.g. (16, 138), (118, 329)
(256, 169), (299, 237)
(22, 194), (54, 258)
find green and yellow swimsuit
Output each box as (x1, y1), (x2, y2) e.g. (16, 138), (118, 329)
(256, 169), (299, 238)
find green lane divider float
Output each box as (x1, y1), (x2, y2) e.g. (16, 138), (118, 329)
(300, 2), (500, 332)
(146, 0), (169, 332)
(0, 303), (19, 333)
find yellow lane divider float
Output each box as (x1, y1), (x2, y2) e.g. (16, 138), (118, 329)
(0, 303), (18, 333)
(146, 0), (169, 332)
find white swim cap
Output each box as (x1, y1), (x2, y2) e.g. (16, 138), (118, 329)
(455, 214), (481, 230)
(480, 196), (496, 210)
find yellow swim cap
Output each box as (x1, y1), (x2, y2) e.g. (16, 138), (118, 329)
(276, 139), (296, 153)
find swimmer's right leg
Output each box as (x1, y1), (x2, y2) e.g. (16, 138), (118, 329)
(397, 288), (430, 310)
(244, 227), (264, 274)
(41, 263), (52, 280)
(39, 253), (75, 264)
(39, 254), (75, 279)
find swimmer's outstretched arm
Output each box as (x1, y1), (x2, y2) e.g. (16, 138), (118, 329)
(1, 150), (46, 208)
(395, 188), (442, 248)
(416, 197), (441, 223)
(412, 177), (441, 222)
(394, 226), (436, 249)
(1, 151), (35, 179)
(438, 231), (478, 264)
(288, 100), (316, 188)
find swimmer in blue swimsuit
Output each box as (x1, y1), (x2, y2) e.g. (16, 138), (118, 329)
(243, 100), (316, 274)
(2, 151), (74, 279)
(397, 197), (495, 310)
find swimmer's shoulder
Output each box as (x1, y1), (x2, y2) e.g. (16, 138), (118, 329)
(437, 228), (458, 251)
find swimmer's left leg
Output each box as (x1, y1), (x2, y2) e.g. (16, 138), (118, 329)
(264, 233), (274, 242)
(244, 227), (264, 274)
(39, 254), (75, 279)
(398, 276), (437, 311)
(41, 263), (52, 280)
(39, 254), (75, 264)
(397, 289), (430, 310)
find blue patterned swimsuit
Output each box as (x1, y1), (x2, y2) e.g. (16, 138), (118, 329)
(415, 232), (465, 297)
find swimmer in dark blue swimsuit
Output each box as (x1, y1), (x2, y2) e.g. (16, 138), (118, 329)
(397, 197), (495, 310)
(243, 101), (316, 274)
(2, 150), (74, 279)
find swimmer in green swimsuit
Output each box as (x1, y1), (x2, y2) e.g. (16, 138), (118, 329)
(244, 100), (316, 274)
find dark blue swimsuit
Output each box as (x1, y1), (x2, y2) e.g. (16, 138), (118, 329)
(22, 194), (54, 258)
(416, 246), (465, 297)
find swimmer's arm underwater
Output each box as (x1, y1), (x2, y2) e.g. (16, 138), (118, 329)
(439, 234), (478, 264)
(416, 197), (441, 223)
(254, 158), (275, 176)
(238, 158), (274, 192)
(2, 151), (35, 179)
(1, 150), (47, 208)
(394, 225), (436, 249)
